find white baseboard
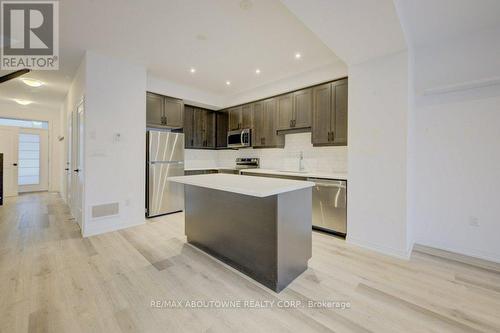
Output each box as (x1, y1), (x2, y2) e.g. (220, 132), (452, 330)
(413, 240), (500, 265)
(346, 236), (413, 260)
(83, 219), (145, 237)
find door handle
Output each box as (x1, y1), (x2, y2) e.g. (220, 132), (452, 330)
(65, 168), (70, 171)
(12, 163), (18, 166)
(73, 169), (80, 173)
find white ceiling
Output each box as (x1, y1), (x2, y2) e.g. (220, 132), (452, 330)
(0, 0), (342, 110)
(281, 0), (407, 66)
(394, 0), (500, 48)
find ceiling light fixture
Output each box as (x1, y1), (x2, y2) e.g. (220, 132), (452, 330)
(190, 68), (196, 74)
(255, 69), (261, 74)
(20, 78), (43, 87)
(239, 0), (253, 10)
(226, 81), (231, 86)
(14, 99), (32, 106)
(295, 52), (302, 59)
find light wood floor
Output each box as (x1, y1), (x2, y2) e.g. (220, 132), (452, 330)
(1, 192), (500, 333)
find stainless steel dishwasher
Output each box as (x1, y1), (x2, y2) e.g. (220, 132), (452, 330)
(307, 178), (347, 237)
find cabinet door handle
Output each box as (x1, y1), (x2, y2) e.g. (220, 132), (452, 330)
(331, 131), (334, 141)
(289, 119), (293, 128)
(13, 163), (18, 166)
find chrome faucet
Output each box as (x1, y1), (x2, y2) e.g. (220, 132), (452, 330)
(299, 151), (305, 172)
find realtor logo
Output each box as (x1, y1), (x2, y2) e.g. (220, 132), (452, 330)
(1, 0), (59, 70)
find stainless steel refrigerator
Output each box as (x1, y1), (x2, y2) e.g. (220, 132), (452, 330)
(146, 130), (184, 217)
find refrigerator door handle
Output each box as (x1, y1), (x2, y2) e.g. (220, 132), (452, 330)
(149, 161), (184, 165)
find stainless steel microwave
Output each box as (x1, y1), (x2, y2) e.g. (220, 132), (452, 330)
(227, 129), (251, 148)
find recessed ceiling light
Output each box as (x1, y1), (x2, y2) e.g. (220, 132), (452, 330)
(239, 0), (253, 10)
(190, 68), (196, 74)
(226, 81), (231, 86)
(255, 69), (261, 74)
(195, 34), (207, 41)
(295, 52), (302, 59)
(14, 99), (32, 106)
(20, 78), (43, 87)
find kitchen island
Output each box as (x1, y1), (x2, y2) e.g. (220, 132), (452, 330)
(168, 174), (314, 292)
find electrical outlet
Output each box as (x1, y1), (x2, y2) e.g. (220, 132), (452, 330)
(468, 216), (480, 227)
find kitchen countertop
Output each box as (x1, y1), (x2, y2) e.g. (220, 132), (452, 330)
(241, 169), (348, 181)
(184, 167), (236, 171)
(168, 174), (314, 197)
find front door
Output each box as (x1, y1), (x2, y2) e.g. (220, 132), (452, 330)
(17, 128), (49, 193)
(0, 126), (19, 197)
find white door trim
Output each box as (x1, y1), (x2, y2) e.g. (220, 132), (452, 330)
(0, 125), (19, 197)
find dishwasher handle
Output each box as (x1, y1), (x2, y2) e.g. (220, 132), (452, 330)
(307, 178), (346, 188)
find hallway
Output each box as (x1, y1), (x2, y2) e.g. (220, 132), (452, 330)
(1, 193), (500, 332)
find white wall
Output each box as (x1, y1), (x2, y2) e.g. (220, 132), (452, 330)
(413, 86), (500, 263)
(0, 103), (63, 193)
(347, 51), (411, 258)
(414, 25), (500, 96)
(82, 51), (147, 236)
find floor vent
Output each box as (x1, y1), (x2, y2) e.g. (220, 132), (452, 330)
(92, 202), (119, 219)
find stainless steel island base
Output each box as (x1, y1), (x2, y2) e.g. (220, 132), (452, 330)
(184, 184), (312, 293)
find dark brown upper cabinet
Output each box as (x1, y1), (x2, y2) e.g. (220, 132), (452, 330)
(276, 89), (312, 131)
(293, 88), (312, 129)
(184, 106), (215, 149)
(216, 111), (229, 148)
(241, 104), (253, 129)
(228, 106), (242, 131)
(219, 77), (347, 149)
(183, 106), (195, 148)
(228, 104), (253, 130)
(276, 93), (294, 131)
(312, 79), (348, 146)
(146, 92), (163, 126)
(146, 92), (184, 128)
(253, 98), (284, 148)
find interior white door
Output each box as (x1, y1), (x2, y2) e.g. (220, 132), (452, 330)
(66, 111), (72, 205)
(18, 129), (49, 193)
(0, 126), (19, 197)
(71, 101), (85, 228)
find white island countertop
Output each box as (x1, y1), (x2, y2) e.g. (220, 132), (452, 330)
(169, 174), (314, 197)
(241, 169), (348, 180)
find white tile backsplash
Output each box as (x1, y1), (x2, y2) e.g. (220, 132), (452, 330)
(184, 149), (219, 169)
(185, 133), (347, 172)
